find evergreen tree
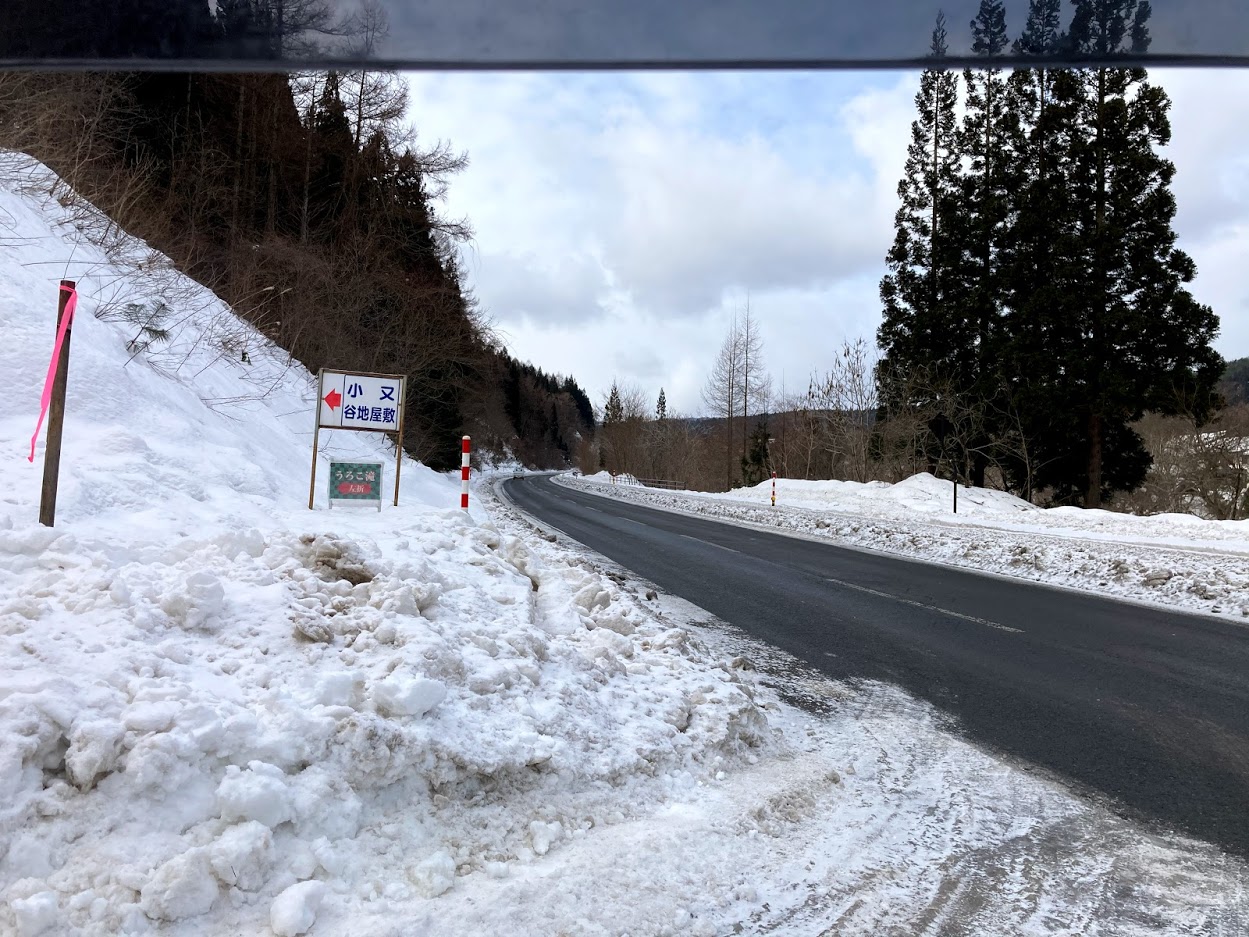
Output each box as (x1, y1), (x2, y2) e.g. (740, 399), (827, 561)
(1032, 0), (1223, 505)
(306, 72), (353, 237)
(563, 376), (595, 429)
(740, 420), (771, 486)
(958, 0), (1020, 486)
(656, 387), (668, 421)
(998, 0), (1073, 501)
(604, 382), (624, 426)
(877, 13), (964, 434)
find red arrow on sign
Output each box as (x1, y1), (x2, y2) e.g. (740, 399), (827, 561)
(323, 388), (342, 411)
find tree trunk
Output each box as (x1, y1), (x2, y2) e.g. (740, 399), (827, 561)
(267, 90), (279, 235)
(300, 77), (317, 244)
(231, 79), (246, 239)
(931, 84), (940, 311)
(741, 325), (749, 465)
(1086, 67), (1108, 510)
(1086, 411), (1102, 508)
(971, 453), (986, 489)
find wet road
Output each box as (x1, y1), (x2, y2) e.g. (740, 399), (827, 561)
(504, 473), (1249, 858)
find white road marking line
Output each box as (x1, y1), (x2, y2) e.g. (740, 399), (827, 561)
(824, 577), (1023, 633)
(680, 533), (740, 554)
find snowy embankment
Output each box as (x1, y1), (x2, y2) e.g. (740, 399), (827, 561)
(0, 156), (772, 936)
(564, 471), (1249, 618)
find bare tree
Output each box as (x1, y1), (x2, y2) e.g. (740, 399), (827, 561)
(807, 338), (878, 482)
(737, 298), (771, 463)
(702, 318), (741, 490)
(1121, 406), (1249, 520)
(339, 3), (412, 151)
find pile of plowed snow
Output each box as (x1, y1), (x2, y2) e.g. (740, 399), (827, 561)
(0, 155), (773, 936)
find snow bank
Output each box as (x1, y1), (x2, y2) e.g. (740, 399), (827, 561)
(705, 472), (1249, 548)
(0, 156), (775, 935)
(561, 472), (1249, 618)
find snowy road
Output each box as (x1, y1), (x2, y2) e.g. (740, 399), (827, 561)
(504, 473), (1249, 859)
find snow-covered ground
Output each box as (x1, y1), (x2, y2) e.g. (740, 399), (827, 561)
(563, 472), (1249, 619)
(0, 156), (772, 936)
(2, 154), (1246, 937)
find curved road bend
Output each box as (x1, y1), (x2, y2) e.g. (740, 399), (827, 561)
(503, 473), (1249, 859)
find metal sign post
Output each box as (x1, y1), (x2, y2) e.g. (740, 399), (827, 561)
(308, 368), (325, 510)
(308, 369), (407, 509)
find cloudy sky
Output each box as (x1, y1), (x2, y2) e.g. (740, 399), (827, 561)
(403, 70), (1249, 415)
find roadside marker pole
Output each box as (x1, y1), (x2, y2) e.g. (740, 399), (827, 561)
(771, 471), (776, 507)
(36, 280), (77, 527)
(460, 436), (471, 511)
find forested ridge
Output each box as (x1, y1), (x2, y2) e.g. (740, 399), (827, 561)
(0, 1), (593, 471)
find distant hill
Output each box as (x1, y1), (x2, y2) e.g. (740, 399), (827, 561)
(1222, 357), (1249, 405)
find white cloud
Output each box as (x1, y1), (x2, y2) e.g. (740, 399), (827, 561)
(405, 69), (1249, 414)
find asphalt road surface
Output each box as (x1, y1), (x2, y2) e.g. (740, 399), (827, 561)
(503, 473), (1249, 859)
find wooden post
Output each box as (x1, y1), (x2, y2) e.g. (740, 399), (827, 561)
(392, 376), (406, 507)
(39, 280), (75, 527)
(308, 369), (323, 509)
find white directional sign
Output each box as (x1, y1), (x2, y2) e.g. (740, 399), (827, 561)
(309, 368), (408, 510)
(317, 371), (404, 433)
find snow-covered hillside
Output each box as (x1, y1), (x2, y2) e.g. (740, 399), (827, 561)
(0, 157), (773, 936)
(566, 472), (1249, 618)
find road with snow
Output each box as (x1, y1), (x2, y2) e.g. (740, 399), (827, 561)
(505, 473), (1249, 858)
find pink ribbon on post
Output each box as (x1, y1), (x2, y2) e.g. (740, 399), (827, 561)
(28, 283), (77, 463)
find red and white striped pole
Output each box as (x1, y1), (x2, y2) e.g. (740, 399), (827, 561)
(460, 436), (471, 511)
(771, 471), (776, 506)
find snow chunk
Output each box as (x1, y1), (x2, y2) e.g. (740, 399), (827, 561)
(65, 718), (124, 790)
(373, 673), (446, 718)
(140, 848), (218, 921)
(10, 891), (58, 937)
(407, 851), (456, 898)
(154, 570), (226, 631)
(209, 821), (274, 891)
(314, 670), (358, 707)
(216, 762), (293, 829)
(270, 880), (326, 936)
(529, 820), (562, 857)
(123, 701), (179, 732)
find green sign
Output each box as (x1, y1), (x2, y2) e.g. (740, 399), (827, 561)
(328, 462), (383, 510)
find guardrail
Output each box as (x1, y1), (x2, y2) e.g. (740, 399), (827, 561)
(636, 478), (686, 490)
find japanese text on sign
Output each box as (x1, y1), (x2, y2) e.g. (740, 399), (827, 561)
(328, 461), (383, 507)
(318, 373), (403, 432)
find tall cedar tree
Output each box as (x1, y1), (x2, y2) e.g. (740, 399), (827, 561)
(1039, 0), (1223, 506)
(656, 388), (668, 421)
(959, 0), (1020, 486)
(999, 0), (1069, 500)
(877, 14), (963, 439)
